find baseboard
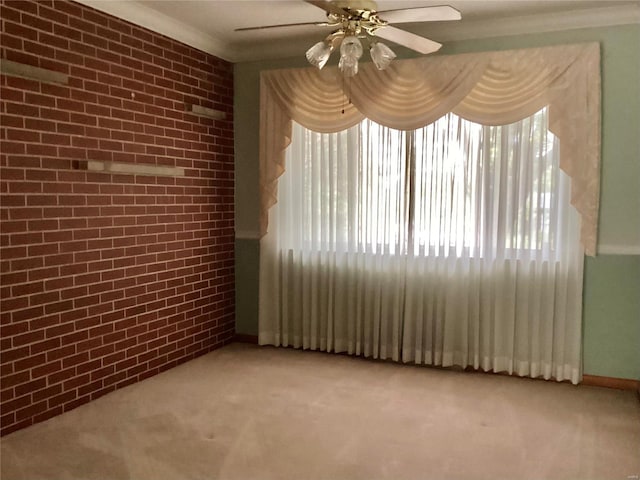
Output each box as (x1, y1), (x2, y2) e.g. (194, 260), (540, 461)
(582, 374), (640, 392)
(233, 334), (259, 344)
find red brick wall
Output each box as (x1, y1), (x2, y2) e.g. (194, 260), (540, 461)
(0, 0), (235, 435)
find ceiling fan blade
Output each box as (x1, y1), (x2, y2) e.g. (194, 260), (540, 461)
(378, 5), (461, 24)
(374, 26), (442, 54)
(235, 22), (331, 32)
(304, 0), (350, 17)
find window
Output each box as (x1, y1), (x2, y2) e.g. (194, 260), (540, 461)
(277, 107), (570, 260)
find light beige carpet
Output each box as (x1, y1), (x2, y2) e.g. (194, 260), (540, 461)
(1, 343), (639, 480)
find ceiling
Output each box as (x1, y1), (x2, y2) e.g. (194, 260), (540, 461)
(77, 0), (640, 62)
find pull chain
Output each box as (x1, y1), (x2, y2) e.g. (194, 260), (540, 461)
(341, 74), (345, 114)
(341, 75), (352, 115)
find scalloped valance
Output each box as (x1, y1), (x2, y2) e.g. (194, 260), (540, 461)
(260, 43), (601, 255)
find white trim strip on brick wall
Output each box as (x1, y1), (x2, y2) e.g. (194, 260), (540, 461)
(189, 105), (226, 121)
(87, 160), (185, 177)
(0, 59), (69, 85)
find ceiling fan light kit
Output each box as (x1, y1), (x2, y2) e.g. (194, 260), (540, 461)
(369, 40), (396, 70)
(307, 32), (393, 75)
(337, 35), (363, 76)
(239, 1), (461, 77)
(305, 40), (334, 69)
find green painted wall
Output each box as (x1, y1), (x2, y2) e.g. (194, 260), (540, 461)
(234, 24), (640, 380)
(583, 256), (640, 379)
(235, 238), (260, 336)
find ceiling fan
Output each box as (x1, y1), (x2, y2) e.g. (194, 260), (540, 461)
(236, 0), (461, 76)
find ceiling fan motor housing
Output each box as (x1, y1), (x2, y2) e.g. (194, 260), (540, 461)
(332, 0), (378, 11)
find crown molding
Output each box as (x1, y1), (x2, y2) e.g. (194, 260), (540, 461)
(74, 2), (639, 63)
(74, 0), (238, 61)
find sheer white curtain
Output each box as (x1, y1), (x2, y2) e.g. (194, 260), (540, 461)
(259, 108), (584, 383)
